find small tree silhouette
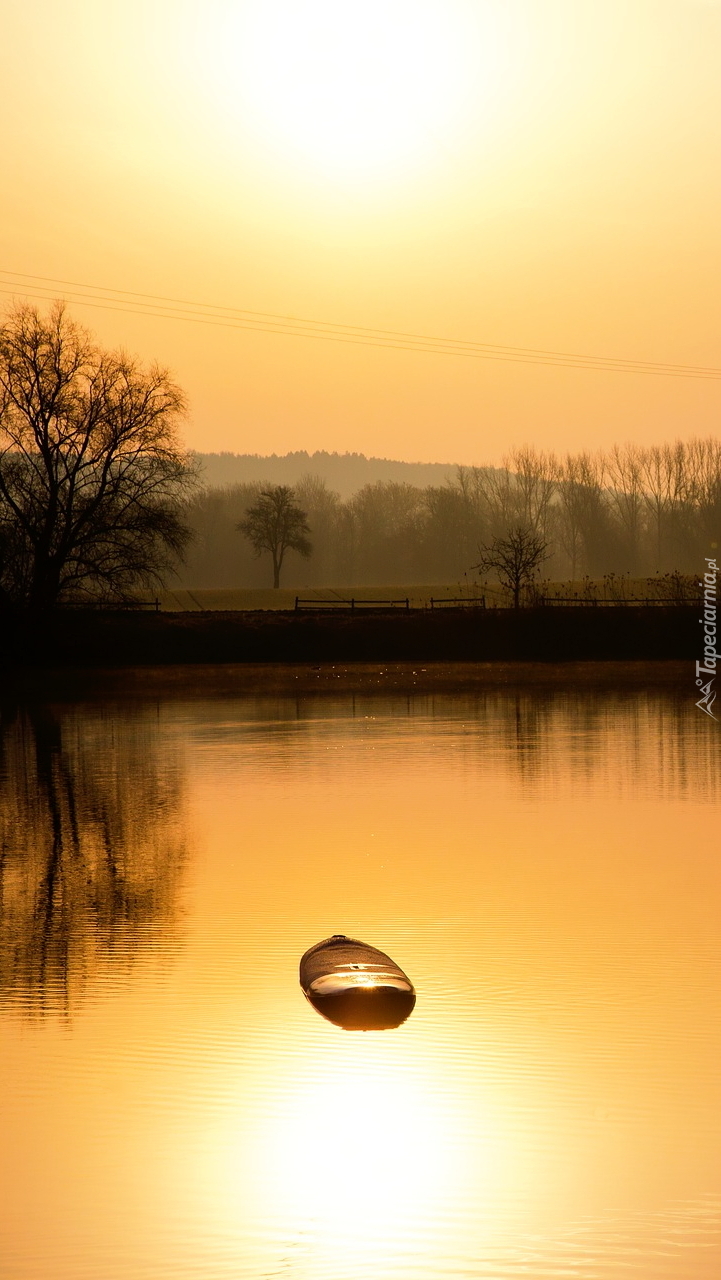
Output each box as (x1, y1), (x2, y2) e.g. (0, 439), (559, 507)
(474, 526), (549, 608)
(237, 485), (311, 588)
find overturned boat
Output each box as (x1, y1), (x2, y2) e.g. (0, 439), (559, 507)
(299, 935), (416, 1030)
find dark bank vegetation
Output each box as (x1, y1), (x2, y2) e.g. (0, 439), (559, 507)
(5, 602), (697, 668)
(0, 302), (195, 615)
(180, 441), (721, 591)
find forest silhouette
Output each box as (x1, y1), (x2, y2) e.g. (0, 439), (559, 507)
(181, 441), (720, 590)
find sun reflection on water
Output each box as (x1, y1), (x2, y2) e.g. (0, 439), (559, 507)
(252, 1043), (471, 1272)
(199, 1020), (512, 1275)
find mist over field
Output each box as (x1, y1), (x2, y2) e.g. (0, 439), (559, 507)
(180, 443), (720, 591)
(195, 451), (460, 498)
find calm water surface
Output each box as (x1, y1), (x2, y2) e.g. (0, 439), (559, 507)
(1, 674), (719, 1279)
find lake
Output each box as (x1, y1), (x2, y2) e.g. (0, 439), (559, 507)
(1, 668), (719, 1280)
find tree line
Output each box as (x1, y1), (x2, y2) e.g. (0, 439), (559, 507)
(1, 302), (718, 610)
(181, 441), (721, 590)
(195, 449), (457, 496)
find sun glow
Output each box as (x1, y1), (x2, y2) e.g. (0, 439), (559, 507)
(249, 1052), (469, 1275)
(200, 1), (511, 183)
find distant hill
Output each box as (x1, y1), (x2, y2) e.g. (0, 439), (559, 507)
(193, 450), (461, 498)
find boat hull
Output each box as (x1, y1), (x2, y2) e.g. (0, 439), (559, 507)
(299, 935), (416, 1030)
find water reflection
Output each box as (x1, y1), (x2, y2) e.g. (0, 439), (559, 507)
(0, 677), (719, 1280)
(170, 682), (718, 802)
(0, 702), (187, 1013)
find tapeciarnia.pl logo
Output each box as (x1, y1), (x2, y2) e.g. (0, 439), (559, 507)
(696, 556), (718, 719)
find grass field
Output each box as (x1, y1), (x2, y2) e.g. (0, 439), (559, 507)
(153, 578), (692, 612)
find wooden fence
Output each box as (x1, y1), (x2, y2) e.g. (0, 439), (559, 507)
(294, 597), (410, 612)
(535, 596), (701, 607)
(429, 596), (486, 609)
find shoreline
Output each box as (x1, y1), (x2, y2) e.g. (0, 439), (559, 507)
(3, 604), (697, 674)
(5, 659), (692, 702)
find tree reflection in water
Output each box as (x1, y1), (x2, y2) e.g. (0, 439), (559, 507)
(0, 702), (187, 1014)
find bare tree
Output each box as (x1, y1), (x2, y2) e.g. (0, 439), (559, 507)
(556, 456), (585, 578)
(475, 463), (522, 537)
(684, 437), (721, 557)
(638, 442), (685, 570)
(344, 482), (424, 584)
(237, 484), (312, 587)
(421, 484), (469, 580)
(506, 446), (559, 539)
(557, 452), (609, 578)
(181, 482), (263, 588)
(294, 474), (341, 583)
(0, 302), (195, 614)
(474, 525), (550, 608)
(605, 443), (644, 573)
(451, 465), (489, 566)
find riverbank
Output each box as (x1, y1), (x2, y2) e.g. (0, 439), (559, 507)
(3, 603), (696, 670)
(3, 661), (692, 705)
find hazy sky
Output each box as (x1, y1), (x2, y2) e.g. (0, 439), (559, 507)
(2, 0), (720, 463)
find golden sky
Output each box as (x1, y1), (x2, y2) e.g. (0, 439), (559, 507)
(2, 0), (720, 463)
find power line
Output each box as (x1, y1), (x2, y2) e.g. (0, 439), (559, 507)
(1, 268), (719, 380)
(3, 272), (717, 376)
(0, 285), (645, 373)
(1, 267), (715, 370)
